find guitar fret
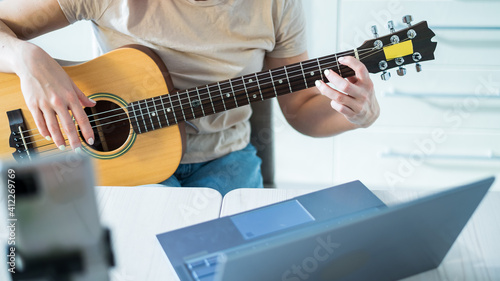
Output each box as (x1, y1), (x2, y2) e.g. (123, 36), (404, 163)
(160, 95), (170, 126)
(195, 87), (206, 117)
(177, 93), (187, 122)
(334, 53), (342, 76)
(146, 99), (156, 130)
(185, 89), (196, 120)
(214, 84), (227, 112)
(291, 62), (311, 93)
(153, 97), (163, 126)
(283, 66), (293, 93)
(206, 85), (216, 114)
(152, 97), (162, 128)
(269, 69), (278, 97)
(299, 62), (308, 88)
(242, 76), (251, 104)
(147, 99), (156, 130)
(131, 102), (141, 133)
(232, 77), (249, 107)
(255, 73), (264, 101)
(129, 102), (141, 134)
(303, 63), (321, 88)
(243, 74), (260, 102)
(135, 100), (144, 132)
(228, 79), (238, 107)
(316, 58), (325, 81)
(217, 82), (227, 111)
(208, 84), (223, 114)
(271, 68), (290, 95)
(168, 94), (178, 124)
(256, 71), (275, 100)
(140, 100), (150, 132)
(156, 96), (168, 127)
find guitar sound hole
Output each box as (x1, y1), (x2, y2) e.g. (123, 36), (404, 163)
(80, 100), (130, 152)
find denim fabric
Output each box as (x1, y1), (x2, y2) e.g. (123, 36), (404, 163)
(158, 143), (264, 196)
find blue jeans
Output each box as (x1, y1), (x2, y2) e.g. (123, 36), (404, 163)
(158, 143), (264, 196)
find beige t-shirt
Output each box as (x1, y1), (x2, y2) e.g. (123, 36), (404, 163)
(57, 0), (307, 163)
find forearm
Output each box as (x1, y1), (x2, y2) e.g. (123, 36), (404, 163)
(0, 19), (27, 73)
(0, 0), (95, 150)
(0, 0), (70, 74)
(1, 21), (48, 81)
(279, 87), (358, 138)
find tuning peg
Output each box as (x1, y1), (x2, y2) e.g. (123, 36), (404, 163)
(371, 25), (379, 38)
(397, 67), (407, 76)
(381, 71), (391, 81)
(402, 15), (413, 27)
(415, 63), (422, 72)
(388, 20), (396, 33)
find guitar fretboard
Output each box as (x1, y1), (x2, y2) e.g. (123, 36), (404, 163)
(127, 50), (358, 134)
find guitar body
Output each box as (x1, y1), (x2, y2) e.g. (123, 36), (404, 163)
(0, 46), (184, 186)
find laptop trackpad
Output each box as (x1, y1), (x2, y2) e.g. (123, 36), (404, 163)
(230, 200), (315, 240)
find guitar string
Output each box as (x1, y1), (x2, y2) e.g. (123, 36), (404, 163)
(23, 46), (382, 150)
(20, 47), (376, 141)
(18, 48), (372, 139)
(16, 47), (368, 143)
(33, 75), (363, 154)
(21, 33), (415, 143)
(23, 47), (380, 152)
(26, 57), (360, 153)
(23, 45), (390, 151)
(157, 48), (375, 111)
(24, 26), (426, 156)
(102, 48), (376, 118)
(114, 46), (385, 127)
(119, 38), (411, 128)
(24, 59), (358, 149)
(19, 52), (359, 144)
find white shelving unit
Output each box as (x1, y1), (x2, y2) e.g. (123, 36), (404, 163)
(331, 0), (500, 190)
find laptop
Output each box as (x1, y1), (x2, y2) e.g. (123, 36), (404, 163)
(156, 177), (495, 281)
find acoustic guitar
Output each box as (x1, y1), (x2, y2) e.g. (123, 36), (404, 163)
(0, 19), (436, 186)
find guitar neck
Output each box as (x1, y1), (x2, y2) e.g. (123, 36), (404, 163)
(128, 49), (358, 134)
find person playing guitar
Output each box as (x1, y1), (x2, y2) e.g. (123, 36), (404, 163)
(0, 0), (379, 195)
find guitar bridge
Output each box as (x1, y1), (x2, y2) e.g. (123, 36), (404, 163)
(7, 109), (35, 161)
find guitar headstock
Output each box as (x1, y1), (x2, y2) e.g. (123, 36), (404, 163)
(357, 15), (437, 81)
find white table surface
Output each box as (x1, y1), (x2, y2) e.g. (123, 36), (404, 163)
(96, 186), (222, 281)
(2, 186), (498, 281)
(221, 188), (500, 281)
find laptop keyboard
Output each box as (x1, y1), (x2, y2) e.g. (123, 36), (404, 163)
(185, 255), (220, 281)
